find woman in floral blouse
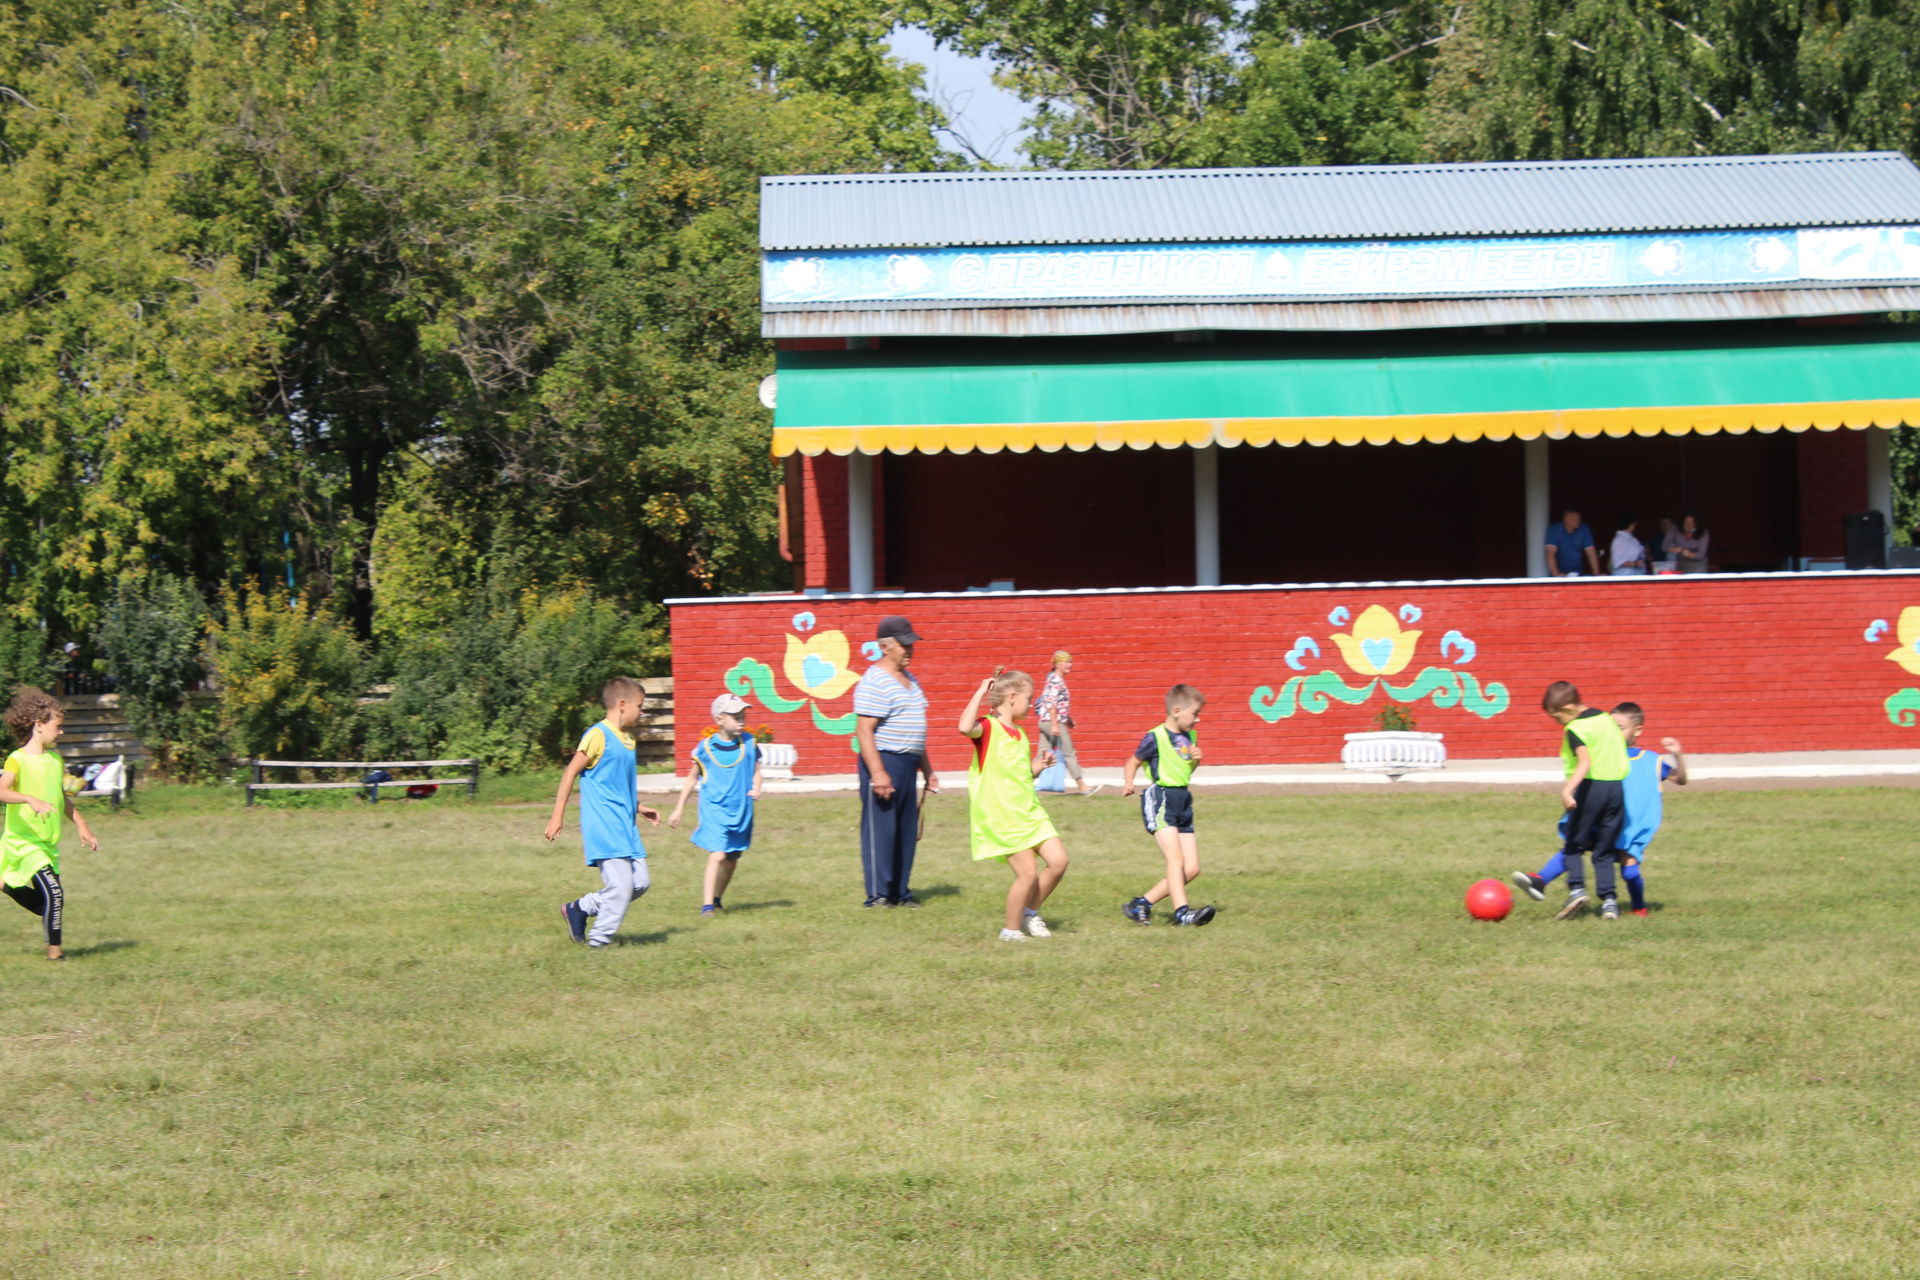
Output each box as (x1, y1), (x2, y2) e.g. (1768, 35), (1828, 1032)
(1035, 651), (1097, 795)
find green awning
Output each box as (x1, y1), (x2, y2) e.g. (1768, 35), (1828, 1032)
(771, 331), (1920, 456)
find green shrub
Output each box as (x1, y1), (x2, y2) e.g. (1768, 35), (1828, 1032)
(208, 590), (367, 762)
(367, 586), (662, 772)
(0, 617), (61, 692)
(93, 575), (219, 779)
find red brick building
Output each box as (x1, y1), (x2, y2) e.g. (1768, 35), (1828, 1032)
(672, 155), (1920, 771)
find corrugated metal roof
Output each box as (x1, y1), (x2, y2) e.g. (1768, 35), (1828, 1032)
(762, 287), (1920, 338)
(761, 153), (1920, 250)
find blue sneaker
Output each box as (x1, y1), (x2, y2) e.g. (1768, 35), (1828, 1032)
(561, 900), (588, 944)
(1172, 904), (1217, 927)
(1123, 897), (1152, 926)
(700, 904), (718, 917)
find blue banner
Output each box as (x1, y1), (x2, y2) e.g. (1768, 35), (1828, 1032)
(764, 226), (1920, 307)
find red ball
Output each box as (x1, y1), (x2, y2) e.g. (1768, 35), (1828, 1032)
(1465, 878), (1513, 921)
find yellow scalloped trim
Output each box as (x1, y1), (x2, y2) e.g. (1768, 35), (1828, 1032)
(771, 400), (1920, 457)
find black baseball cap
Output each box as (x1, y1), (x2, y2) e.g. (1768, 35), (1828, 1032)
(876, 615), (921, 645)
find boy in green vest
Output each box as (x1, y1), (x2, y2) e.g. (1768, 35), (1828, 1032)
(0, 687), (101, 960)
(1542, 680), (1630, 921)
(1121, 684), (1215, 927)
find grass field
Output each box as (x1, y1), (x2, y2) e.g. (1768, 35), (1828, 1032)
(5, 782), (1918, 1279)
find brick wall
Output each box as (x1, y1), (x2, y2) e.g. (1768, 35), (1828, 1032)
(671, 573), (1920, 772)
(1796, 429), (1868, 559)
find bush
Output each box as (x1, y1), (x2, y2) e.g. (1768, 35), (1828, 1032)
(0, 617), (61, 693)
(208, 590), (367, 762)
(93, 576), (221, 779)
(367, 587), (662, 772)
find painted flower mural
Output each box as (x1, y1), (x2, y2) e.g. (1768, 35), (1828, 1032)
(1330, 605), (1422, 677)
(1866, 608), (1920, 725)
(783, 631), (860, 700)
(1251, 602), (1508, 722)
(723, 612), (863, 740)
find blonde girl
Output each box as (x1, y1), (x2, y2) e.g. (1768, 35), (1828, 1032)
(959, 669), (1071, 942)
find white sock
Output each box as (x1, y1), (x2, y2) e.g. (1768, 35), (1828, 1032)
(999, 928), (1024, 940)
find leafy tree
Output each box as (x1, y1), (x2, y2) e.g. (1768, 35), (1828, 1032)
(0, 2), (286, 634)
(907, 0), (1239, 168)
(1424, 0), (1920, 161)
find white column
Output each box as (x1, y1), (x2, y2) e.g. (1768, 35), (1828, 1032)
(1866, 427), (1893, 548)
(1524, 437), (1550, 578)
(847, 451), (875, 594)
(1193, 444), (1221, 587)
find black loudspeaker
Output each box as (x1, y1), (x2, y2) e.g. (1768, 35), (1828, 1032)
(1844, 510), (1888, 570)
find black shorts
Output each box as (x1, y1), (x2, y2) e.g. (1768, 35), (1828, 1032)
(1140, 784), (1195, 835)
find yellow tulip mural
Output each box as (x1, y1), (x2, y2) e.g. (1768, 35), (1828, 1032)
(783, 630), (861, 699)
(724, 612), (866, 739)
(1331, 605), (1423, 677)
(1868, 607), (1920, 727)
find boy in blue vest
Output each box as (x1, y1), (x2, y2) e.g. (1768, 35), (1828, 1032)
(667, 693), (763, 917)
(1121, 684), (1216, 927)
(545, 677), (661, 947)
(1532, 681), (1631, 920)
(1513, 702), (1686, 916)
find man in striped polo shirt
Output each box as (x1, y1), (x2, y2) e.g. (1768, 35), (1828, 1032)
(853, 615), (942, 907)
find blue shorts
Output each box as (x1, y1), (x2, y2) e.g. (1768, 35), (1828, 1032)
(1140, 784), (1194, 835)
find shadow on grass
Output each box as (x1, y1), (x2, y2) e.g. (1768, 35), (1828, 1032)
(909, 883), (961, 900)
(603, 928), (684, 947)
(714, 899), (794, 914)
(63, 939), (140, 959)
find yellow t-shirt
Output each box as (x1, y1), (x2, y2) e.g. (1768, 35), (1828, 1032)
(576, 720), (637, 768)
(1, 748), (64, 887)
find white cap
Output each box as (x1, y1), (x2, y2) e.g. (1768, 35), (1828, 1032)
(710, 693), (750, 719)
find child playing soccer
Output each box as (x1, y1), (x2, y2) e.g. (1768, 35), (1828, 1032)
(544, 677), (661, 948)
(1121, 684), (1216, 927)
(1534, 680), (1631, 920)
(0, 688), (99, 960)
(668, 693), (763, 917)
(1513, 702), (1687, 916)
(959, 669), (1070, 942)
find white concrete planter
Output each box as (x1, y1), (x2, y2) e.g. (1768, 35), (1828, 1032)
(1341, 731), (1446, 779)
(760, 742), (798, 781)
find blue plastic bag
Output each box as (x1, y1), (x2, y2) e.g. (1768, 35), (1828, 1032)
(1034, 746), (1068, 793)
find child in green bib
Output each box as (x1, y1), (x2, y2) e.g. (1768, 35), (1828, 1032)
(959, 669), (1070, 943)
(0, 687), (100, 960)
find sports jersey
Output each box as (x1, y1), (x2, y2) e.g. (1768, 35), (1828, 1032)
(1561, 708), (1629, 781)
(689, 734), (757, 855)
(966, 718), (1058, 862)
(576, 720), (642, 865)
(1, 748), (64, 888)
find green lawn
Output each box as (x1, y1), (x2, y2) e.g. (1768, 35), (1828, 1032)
(5, 785), (1918, 1279)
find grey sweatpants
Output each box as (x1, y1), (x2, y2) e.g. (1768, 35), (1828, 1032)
(577, 857), (650, 946)
(1039, 721), (1083, 784)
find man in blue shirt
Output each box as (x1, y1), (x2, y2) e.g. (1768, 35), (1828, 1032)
(1544, 509), (1600, 577)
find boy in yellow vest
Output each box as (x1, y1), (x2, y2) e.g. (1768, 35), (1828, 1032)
(1121, 684), (1215, 927)
(1542, 680), (1630, 921)
(959, 669), (1071, 942)
(0, 687), (100, 960)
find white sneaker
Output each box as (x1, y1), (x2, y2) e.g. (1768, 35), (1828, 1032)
(1024, 914), (1052, 938)
(998, 928), (1029, 942)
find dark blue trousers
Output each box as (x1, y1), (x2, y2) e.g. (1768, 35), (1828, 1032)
(858, 751), (921, 904)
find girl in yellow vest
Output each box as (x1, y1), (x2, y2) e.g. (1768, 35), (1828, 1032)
(0, 687), (100, 960)
(959, 669), (1071, 942)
